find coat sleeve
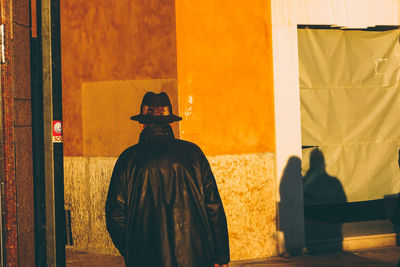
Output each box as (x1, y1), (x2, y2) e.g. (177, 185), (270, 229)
(105, 155), (128, 256)
(201, 153), (230, 265)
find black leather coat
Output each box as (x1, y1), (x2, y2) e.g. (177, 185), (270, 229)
(105, 124), (230, 267)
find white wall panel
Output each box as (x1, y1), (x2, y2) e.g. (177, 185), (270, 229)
(272, 0), (400, 26)
(272, 25), (303, 200)
(272, 24), (304, 254)
(331, 0), (348, 26)
(306, 0), (336, 25)
(345, 0), (371, 28)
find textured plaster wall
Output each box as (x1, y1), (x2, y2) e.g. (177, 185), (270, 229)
(64, 157), (118, 254)
(64, 153), (277, 260)
(60, 0), (177, 156)
(208, 153), (277, 259)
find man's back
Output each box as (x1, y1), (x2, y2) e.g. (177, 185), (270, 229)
(106, 124), (229, 267)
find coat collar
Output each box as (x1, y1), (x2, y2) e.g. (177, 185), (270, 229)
(139, 123), (175, 143)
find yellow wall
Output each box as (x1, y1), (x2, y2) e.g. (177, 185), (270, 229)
(60, 0), (178, 156)
(174, 0), (278, 260)
(81, 79), (179, 157)
(175, 0), (275, 156)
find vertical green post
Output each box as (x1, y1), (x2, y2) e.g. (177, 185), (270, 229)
(41, 0), (65, 266)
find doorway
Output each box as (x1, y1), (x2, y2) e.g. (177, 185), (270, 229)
(298, 25), (400, 252)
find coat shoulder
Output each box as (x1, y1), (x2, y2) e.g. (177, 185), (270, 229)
(173, 139), (206, 157)
(115, 143), (141, 163)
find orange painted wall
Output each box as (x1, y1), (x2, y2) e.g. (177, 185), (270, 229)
(175, 0), (275, 156)
(60, 1), (178, 156)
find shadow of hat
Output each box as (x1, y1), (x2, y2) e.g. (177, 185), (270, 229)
(130, 92), (182, 123)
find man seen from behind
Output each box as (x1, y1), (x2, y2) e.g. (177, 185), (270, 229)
(105, 92), (230, 267)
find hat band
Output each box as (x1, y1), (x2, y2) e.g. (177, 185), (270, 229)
(141, 105), (171, 116)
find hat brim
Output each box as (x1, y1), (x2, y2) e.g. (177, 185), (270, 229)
(130, 114), (182, 123)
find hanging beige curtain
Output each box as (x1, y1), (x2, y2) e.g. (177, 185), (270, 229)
(299, 28), (400, 203)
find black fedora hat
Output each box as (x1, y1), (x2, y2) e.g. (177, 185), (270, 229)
(130, 92), (182, 123)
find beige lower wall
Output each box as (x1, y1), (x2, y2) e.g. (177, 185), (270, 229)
(64, 152), (277, 260)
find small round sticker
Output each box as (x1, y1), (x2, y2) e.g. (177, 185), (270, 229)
(53, 120), (63, 143)
(54, 122), (62, 134)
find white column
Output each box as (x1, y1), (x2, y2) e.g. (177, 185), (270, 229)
(272, 23), (305, 255)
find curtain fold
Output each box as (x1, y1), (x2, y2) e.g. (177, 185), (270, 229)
(299, 28), (400, 203)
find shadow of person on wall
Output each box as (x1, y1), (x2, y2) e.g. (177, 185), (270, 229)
(303, 148), (347, 253)
(279, 156), (305, 256)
